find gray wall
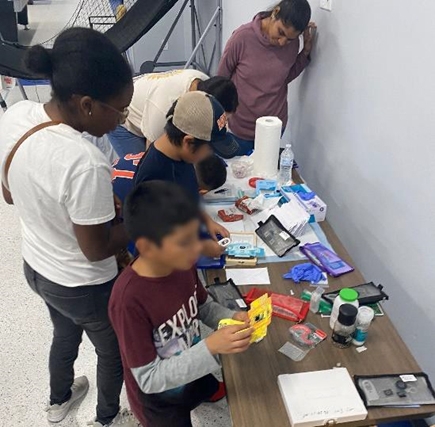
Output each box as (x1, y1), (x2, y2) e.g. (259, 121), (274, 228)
(222, 0), (435, 383)
(222, 0), (274, 45)
(288, 0), (435, 380)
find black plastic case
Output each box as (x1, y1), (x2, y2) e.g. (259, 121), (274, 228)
(322, 282), (389, 306)
(354, 373), (435, 407)
(255, 215), (300, 257)
(206, 278), (248, 311)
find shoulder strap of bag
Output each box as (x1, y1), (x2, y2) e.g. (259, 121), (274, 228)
(3, 121), (61, 190)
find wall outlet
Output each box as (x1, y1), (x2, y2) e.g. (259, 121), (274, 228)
(320, 0), (332, 11)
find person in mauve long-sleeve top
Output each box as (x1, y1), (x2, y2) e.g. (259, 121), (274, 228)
(217, 0), (317, 155)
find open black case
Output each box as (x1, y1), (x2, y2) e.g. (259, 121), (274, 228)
(323, 282), (389, 306)
(206, 278), (248, 311)
(255, 215), (300, 257)
(354, 373), (435, 407)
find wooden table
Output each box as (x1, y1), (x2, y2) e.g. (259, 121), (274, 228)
(206, 220), (435, 426)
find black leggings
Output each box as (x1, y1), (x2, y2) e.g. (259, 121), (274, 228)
(23, 262), (122, 425)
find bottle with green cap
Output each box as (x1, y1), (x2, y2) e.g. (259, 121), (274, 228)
(329, 288), (359, 329)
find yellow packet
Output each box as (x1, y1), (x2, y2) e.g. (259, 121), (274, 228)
(218, 294), (272, 344)
(248, 293), (272, 343)
(218, 319), (245, 328)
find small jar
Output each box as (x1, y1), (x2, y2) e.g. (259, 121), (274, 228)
(352, 306), (375, 346)
(329, 288), (359, 329)
(332, 304), (358, 348)
(231, 161), (248, 179)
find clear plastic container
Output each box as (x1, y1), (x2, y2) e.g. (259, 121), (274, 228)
(231, 161), (248, 179)
(300, 289), (333, 315)
(352, 306), (375, 346)
(309, 286), (325, 314)
(332, 304), (358, 348)
(330, 288), (359, 330)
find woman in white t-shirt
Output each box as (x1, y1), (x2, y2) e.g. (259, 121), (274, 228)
(108, 70), (239, 157)
(0, 29), (137, 427)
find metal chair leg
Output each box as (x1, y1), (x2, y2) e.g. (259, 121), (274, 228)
(0, 93), (7, 112)
(17, 79), (28, 100)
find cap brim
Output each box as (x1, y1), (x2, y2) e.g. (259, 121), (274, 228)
(210, 133), (240, 159)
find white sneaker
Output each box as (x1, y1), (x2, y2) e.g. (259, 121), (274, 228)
(87, 408), (140, 427)
(45, 376), (89, 423)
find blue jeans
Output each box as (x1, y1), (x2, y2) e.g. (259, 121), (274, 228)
(108, 125), (146, 158)
(229, 133), (254, 157)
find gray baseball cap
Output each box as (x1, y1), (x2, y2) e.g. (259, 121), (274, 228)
(170, 91), (239, 159)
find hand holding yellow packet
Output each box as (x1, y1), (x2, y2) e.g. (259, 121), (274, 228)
(218, 294), (272, 344)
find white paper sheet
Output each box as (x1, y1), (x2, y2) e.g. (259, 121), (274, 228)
(226, 268), (271, 286)
(248, 200), (310, 238)
(214, 221), (245, 233)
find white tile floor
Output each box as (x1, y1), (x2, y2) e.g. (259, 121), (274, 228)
(0, 87), (232, 426)
(18, 0), (81, 46)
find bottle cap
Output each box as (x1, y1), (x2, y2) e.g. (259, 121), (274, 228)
(357, 306), (375, 323)
(337, 304), (358, 326)
(339, 288), (359, 302)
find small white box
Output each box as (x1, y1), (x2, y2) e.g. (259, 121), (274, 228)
(278, 368), (368, 427)
(281, 184), (327, 223)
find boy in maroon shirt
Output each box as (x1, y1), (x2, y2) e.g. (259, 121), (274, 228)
(109, 181), (252, 427)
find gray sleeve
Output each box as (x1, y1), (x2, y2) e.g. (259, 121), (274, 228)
(131, 340), (220, 394)
(199, 295), (235, 330)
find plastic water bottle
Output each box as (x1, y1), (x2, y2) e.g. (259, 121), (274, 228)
(278, 144), (294, 186)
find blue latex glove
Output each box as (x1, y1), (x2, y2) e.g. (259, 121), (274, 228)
(294, 189), (316, 201)
(283, 263), (324, 284)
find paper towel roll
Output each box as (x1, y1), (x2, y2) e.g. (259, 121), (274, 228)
(252, 116), (282, 178)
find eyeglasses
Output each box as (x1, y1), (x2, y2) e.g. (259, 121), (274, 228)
(97, 100), (129, 124)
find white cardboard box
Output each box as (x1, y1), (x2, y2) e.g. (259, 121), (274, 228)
(281, 185), (327, 223)
(278, 368), (368, 427)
